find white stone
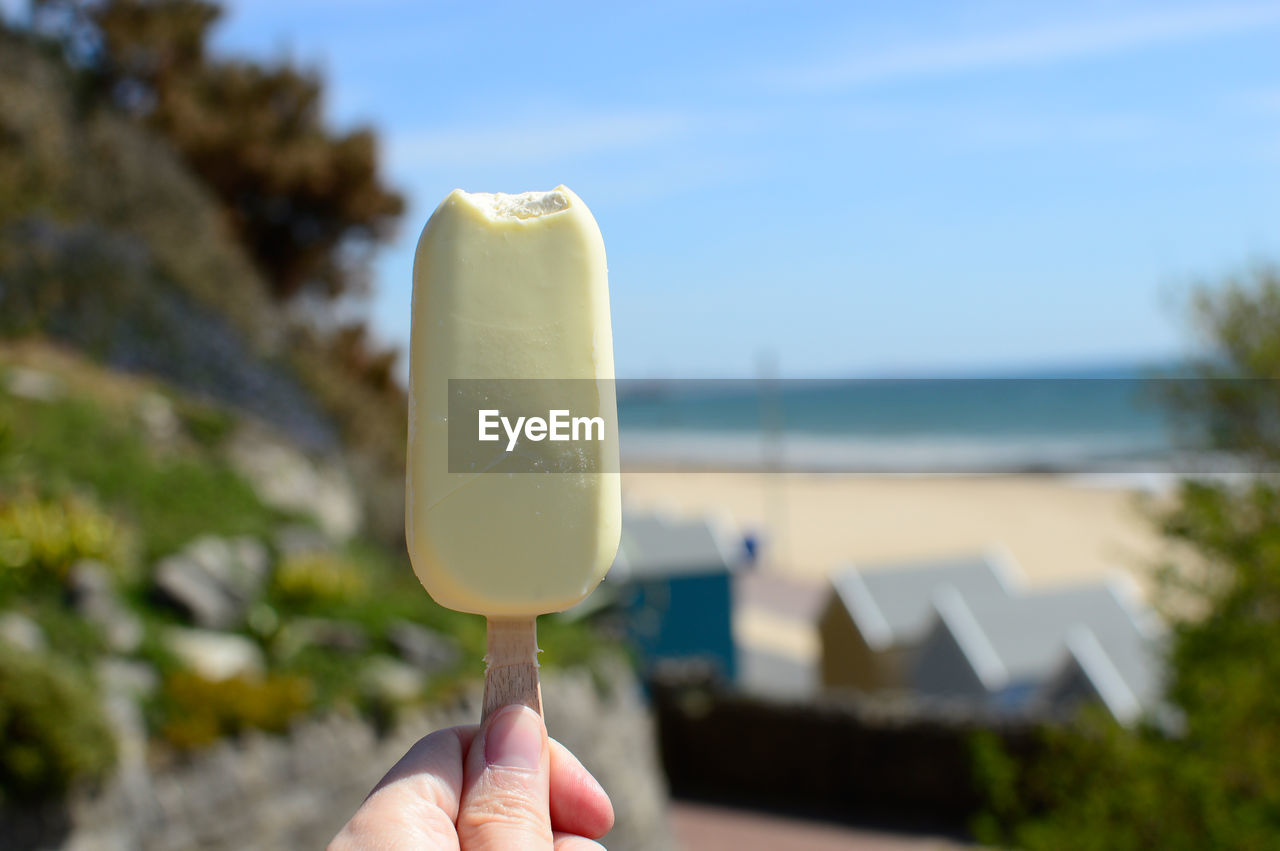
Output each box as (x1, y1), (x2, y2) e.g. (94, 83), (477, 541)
(0, 610), (46, 652)
(226, 426), (361, 539)
(5, 366), (62, 401)
(360, 656), (425, 703)
(137, 392), (179, 443)
(165, 627), (264, 681)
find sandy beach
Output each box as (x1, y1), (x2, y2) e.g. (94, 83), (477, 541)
(622, 472), (1170, 588)
(622, 472), (1170, 585)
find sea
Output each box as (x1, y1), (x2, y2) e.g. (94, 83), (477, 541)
(614, 362), (1216, 477)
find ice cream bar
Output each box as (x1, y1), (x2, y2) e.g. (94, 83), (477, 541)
(405, 186), (620, 715)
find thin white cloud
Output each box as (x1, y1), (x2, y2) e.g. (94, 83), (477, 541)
(771, 3), (1280, 92)
(834, 103), (1159, 150)
(389, 110), (697, 169)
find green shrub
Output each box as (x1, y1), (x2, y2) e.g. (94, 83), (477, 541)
(971, 267), (1280, 848)
(173, 398), (235, 449)
(154, 671), (313, 753)
(0, 645), (116, 804)
(0, 493), (129, 586)
(154, 670), (312, 752)
(273, 551), (366, 606)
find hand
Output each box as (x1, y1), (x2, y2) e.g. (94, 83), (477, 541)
(330, 705), (614, 850)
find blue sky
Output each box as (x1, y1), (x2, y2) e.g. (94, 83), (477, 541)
(206, 3), (1276, 375)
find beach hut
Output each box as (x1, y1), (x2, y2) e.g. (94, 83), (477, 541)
(606, 511), (745, 683)
(908, 579), (1164, 722)
(819, 552), (1017, 691)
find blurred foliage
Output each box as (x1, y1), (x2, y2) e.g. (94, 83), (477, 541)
(973, 265), (1280, 849)
(287, 325), (408, 543)
(1160, 264), (1280, 461)
(0, 26), (276, 346)
(0, 22), (409, 545)
(154, 671), (312, 752)
(33, 0), (404, 304)
(262, 538), (479, 718)
(266, 538), (476, 641)
(172, 396), (234, 449)
(0, 493), (130, 584)
(0, 383), (283, 559)
(0, 645), (116, 804)
(272, 551), (366, 606)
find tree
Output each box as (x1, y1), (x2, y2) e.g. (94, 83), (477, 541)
(34, 0), (404, 302)
(973, 265), (1280, 849)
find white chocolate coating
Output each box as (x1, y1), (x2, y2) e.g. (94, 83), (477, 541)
(406, 186), (621, 615)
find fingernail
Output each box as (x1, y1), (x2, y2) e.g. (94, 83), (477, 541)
(485, 705), (543, 770)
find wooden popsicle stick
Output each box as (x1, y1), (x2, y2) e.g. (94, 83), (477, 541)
(482, 616), (542, 722)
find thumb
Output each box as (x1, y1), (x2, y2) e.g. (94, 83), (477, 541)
(457, 705), (553, 850)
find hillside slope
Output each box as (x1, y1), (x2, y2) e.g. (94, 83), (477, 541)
(0, 28), (408, 541)
(0, 342), (605, 800)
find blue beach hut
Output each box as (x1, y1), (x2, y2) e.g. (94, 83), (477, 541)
(606, 511), (745, 684)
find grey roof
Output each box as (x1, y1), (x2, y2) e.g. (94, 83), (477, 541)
(829, 552), (1017, 650)
(912, 578), (1164, 720)
(608, 511), (741, 582)
(1039, 626), (1149, 724)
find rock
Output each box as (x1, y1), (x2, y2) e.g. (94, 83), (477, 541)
(230, 536), (270, 582)
(68, 560), (143, 653)
(0, 610), (46, 652)
(137, 392), (179, 444)
(96, 608), (144, 655)
(67, 559), (114, 599)
(227, 426), (362, 539)
(185, 534), (268, 603)
(290, 617), (369, 654)
(184, 535), (234, 577)
(0, 661), (673, 851)
(5, 366), (62, 401)
(152, 535), (270, 628)
(97, 658), (159, 699)
(359, 656), (425, 703)
(273, 524), (331, 558)
(154, 554), (239, 628)
(95, 659), (157, 818)
(165, 627), (264, 681)
(386, 620), (461, 674)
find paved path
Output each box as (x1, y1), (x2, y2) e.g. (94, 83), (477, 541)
(733, 571), (824, 697)
(735, 571), (827, 619)
(669, 801), (968, 851)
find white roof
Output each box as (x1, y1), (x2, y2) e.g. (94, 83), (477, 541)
(829, 551), (1017, 650)
(608, 510), (741, 581)
(1041, 625), (1146, 724)
(913, 578), (1164, 718)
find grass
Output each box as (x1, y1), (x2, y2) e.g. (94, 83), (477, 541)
(0, 373), (286, 559)
(259, 537), (486, 710)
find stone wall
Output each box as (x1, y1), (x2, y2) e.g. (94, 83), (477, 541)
(3, 663), (673, 851)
